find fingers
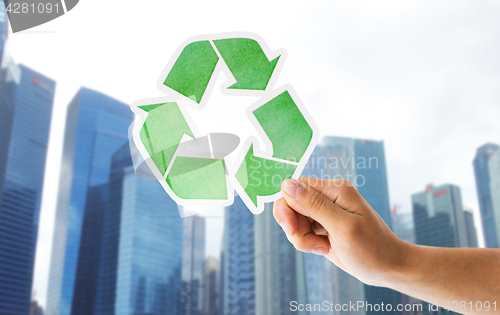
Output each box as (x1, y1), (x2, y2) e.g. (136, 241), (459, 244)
(273, 198), (298, 236)
(273, 198), (330, 255)
(298, 177), (364, 212)
(281, 179), (349, 232)
(312, 221), (328, 236)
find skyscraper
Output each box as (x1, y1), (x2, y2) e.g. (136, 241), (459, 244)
(181, 215), (206, 315)
(99, 144), (183, 315)
(46, 88), (133, 315)
(463, 208), (478, 248)
(70, 142), (183, 315)
(412, 184), (468, 248)
(0, 55), (18, 196)
(93, 144), (132, 315)
(488, 149), (500, 246)
(473, 143), (499, 248)
(254, 203), (309, 315)
(412, 184), (468, 315)
(204, 256), (221, 315)
(302, 146), (336, 315)
(0, 6), (10, 159)
(223, 196), (255, 315)
(0, 62), (55, 314)
(308, 136), (397, 315)
(391, 208), (423, 315)
(0, 3), (7, 64)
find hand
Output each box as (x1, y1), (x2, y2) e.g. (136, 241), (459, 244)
(273, 178), (411, 287)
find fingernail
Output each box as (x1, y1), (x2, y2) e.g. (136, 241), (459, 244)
(280, 223), (292, 236)
(312, 247), (328, 256)
(282, 179), (304, 198)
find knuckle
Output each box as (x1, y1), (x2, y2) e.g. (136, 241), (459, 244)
(345, 218), (363, 239)
(338, 180), (356, 195)
(293, 238), (307, 252)
(331, 178), (349, 187)
(305, 190), (327, 215)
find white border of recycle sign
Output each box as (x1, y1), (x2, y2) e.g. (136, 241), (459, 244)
(130, 32), (320, 215)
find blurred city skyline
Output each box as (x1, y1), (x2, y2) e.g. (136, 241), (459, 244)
(0, 58), (497, 315)
(2, 0), (500, 311)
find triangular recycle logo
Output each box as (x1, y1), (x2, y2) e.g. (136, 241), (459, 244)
(130, 32), (319, 214)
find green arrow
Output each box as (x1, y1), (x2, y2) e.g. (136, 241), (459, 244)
(163, 40), (219, 103)
(253, 90), (313, 163)
(213, 38), (280, 90)
(236, 144), (296, 206)
(166, 157), (228, 200)
(139, 102), (194, 176)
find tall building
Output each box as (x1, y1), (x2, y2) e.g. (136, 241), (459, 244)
(224, 197), (309, 315)
(30, 300), (45, 315)
(58, 137), (185, 315)
(0, 62), (55, 314)
(46, 88), (133, 315)
(412, 184), (468, 315)
(0, 55), (18, 196)
(307, 136), (397, 315)
(99, 144), (183, 315)
(302, 146), (336, 315)
(0, 3), (7, 64)
(0, 5), (10, 155)
(391, 208), (424, 315)
(204, 256), (221, 315)
(181, 216), (206, 315)
(412, 184), (468, 248)
(223, 196), (255, 315)
(473, 143), (499, 248)
(254, 203), (309, 315)
(463, 208), (478, 248)
(92, 144), (132, 315)
(489, 149), (500, 246)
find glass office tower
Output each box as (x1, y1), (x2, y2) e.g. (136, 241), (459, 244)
(222, 196), (255, 315)
(0, 3), (7, 65)
(0, 63), (55, 314)
(463, 209), (478, 248)
(181, 216), (206, 315)
(0, 55), (18, 196)
(412, 184), (468, 248)
(489, 150), (500, 246)
(473, 143), (500, 248)
(46, 88), (133, 315)
(302, 145), (336, 315)
(70, 142), (184, 315)
(204, 256), (221, 315)
(412, 183), (468, 315)
(353, 139), (392, 226)
(315, 136), (397, 315)
(105, 145), (183, 315)
(254, 203), (309, 315)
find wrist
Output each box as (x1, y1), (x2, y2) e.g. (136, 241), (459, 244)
(384, 239), (423, 291)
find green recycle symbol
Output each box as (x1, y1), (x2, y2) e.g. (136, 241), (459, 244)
(131, 33), (319, 214)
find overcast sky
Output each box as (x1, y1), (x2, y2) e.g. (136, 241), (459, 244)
(5, 0), (500, 307)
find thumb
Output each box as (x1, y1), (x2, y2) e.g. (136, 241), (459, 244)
(281, 179), (348, 232)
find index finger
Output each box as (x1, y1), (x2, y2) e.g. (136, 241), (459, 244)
(298, 177), (366, 213)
